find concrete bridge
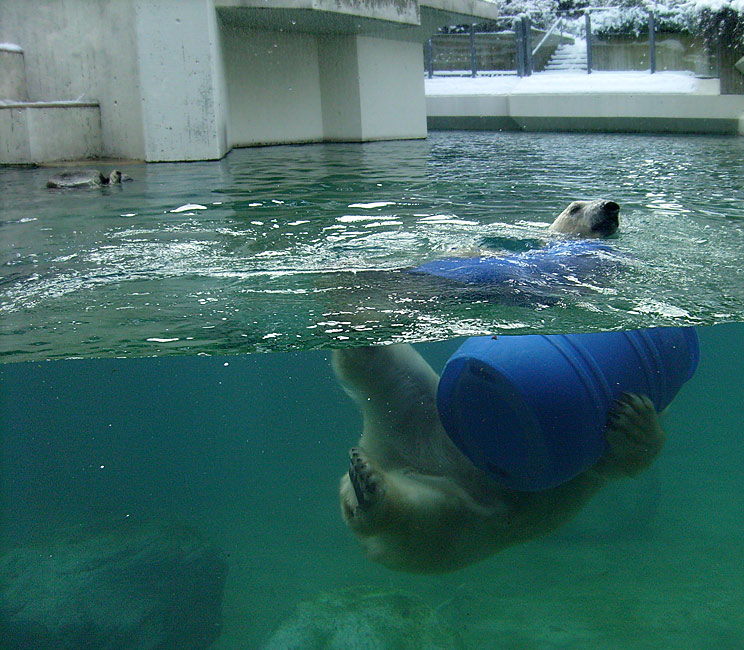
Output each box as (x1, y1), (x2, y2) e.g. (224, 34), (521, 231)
(0, 0), (502, 163)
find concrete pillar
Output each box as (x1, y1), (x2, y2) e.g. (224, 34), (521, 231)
(134, 0), (228, 161)
(0, 44), (28, 100)
(319, 34), (426, 142)
(221, 25), (324, 147)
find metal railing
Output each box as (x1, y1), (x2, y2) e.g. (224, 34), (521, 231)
(425, 8), (675, 78)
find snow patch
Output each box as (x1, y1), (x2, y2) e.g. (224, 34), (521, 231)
(426, 70), (700, 96)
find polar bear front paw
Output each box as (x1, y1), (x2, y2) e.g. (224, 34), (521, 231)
(599, 393), (666, 479)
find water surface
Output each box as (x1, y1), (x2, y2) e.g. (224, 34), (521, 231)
(2, 132), (743, 362)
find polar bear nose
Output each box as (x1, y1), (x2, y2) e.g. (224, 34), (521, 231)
(603, 201), (620, 214)
(591, 201), (620, 236)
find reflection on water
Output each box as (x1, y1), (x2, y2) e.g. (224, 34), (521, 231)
(1, 324), (742, 648)
(2, 132), (744, 362)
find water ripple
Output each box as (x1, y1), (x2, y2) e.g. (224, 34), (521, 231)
(2, 132), (743, 362)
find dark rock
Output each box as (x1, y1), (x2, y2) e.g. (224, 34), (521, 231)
(0, 520), (228, 650)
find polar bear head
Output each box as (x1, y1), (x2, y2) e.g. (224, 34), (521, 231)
(548, 200), (620, 238)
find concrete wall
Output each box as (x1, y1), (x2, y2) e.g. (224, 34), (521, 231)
(0, 0), (145, 159)
(222, 24), (325, 146)
(0, 103), (102, 163)
(1, 0), (436, 162)
(356, 36), (426, 140)
(222, 27), (426, 146)
(427, 92), (744, 135)
(319, 35), (426, 141)
(318, 36), (364, 141)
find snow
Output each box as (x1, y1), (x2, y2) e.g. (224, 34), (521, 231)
(695, 0), (744, 12)
(425, 70), (701, 95)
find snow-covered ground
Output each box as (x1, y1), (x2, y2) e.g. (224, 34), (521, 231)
(425, 70), (705, 95)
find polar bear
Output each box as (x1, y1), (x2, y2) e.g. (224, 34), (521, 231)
(333, 199), (664, 574)
(334, 344), (665, 573)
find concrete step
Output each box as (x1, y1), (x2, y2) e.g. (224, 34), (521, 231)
(545, 42), (587, 72)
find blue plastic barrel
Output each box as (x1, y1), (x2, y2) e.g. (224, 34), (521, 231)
(410, 240), (621, 286)
(436, 327), (699, 491)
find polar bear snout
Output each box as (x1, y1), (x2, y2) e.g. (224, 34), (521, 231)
(590, 200), (620, 237)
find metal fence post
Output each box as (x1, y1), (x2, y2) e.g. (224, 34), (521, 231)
(426, 38), (433, 78)
(470, 24), (477, 77)
(524, 15), (533, 76)
(585, 12), (592, 74)
(648, 11), (656, 74)
(515, 17), (525, 77)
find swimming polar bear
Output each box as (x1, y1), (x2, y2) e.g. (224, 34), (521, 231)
(334, 345), (665, 574)
(333, 199), (667, 573)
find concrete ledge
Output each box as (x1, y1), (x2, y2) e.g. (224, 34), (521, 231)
(427, 93), (744, 136)
(0, 102), (101, 163)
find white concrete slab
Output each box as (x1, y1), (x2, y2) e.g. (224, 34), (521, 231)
(0, 102), (101, 163)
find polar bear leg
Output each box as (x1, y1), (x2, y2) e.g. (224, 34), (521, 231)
(339, 446), (498, 572)
(341, 447), (480, 532)
(332, 345), (441, 455)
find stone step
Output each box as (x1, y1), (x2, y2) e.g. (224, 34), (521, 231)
(545, 42), (588, 72)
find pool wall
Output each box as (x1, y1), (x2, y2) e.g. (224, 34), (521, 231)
(427, 92), (744, 135)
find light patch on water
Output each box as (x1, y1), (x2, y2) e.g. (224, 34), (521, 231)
(629, 300), (697, 320)
(348, 201), (397, 209)
(417, 215), (479, 226)
(337, 215), (398, 223)
(363, 221), (403, 228)
(170, 203), (208, 213)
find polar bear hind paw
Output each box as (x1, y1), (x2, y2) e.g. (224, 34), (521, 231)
(348, 447), (382, 512)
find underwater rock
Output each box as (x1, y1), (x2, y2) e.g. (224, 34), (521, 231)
(261, 587), (464, 650)
(0, 519), (228, 650)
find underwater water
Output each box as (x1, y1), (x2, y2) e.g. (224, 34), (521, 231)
(2, 131), (744, 362)
(1, 323), (743, 648)
(1, 132), (743, 648)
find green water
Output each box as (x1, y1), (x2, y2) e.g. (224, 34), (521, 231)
(2, 132), (744, 362)
(1, 132), (743, 648)
(1, 324), (742, 648)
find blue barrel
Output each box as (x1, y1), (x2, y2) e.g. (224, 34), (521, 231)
(436, 327), (699, 491)
(409, 240), (621, 286)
